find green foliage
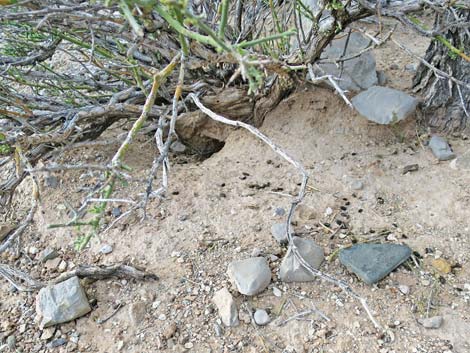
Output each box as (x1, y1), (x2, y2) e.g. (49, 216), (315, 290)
(0, 133), (11, 155)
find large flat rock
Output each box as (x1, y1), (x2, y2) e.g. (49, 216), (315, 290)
(352, 86), (418, 124)
(315, 32), (378, 91)
(339, 243), (412, 284)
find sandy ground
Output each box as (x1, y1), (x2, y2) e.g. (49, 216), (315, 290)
(1, 17), (470, 353)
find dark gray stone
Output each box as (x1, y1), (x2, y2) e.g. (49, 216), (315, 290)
(271, 223), (288, 245)
(47, 338), (67, 349)
(36, 276), (91, 328)
(352, 86), (418, 125)
(227, 257), (271, 295)
(339, 243), (412, 284)
(429, 135), (456, 161)
(315, 32), (378, 91)
(45, 175), (59, 188)
(111, 207), (122, 217)
(279, 237), (324, 283)
(377, 70), (388, 86)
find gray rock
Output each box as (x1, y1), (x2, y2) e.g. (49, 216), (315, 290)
(405, 63), (418, 72)
(40, 247), (58, 263)
(315, 32), (378, 91)
(170, 140), (187, 153)
(418, 316), (443, 329)
(45, 175), (59, 188)
(99, 244), (113, 255)
(6, 335), (16, 350)
(212, 288), (239, 327)
(36, 276), (91, 328)
(271, 223), (288, 245)
(227, 257), (271, 295)
(254, 309), (270, 326)
(47, 338), (67, 349)
(398, 284), (410, 295)
(279, 237), (324, 283)
(429, 135), (456, 161)
(274, 207), (286, 217)
(111, 207), (122, 217)
(352, 86), (418, 125)
(339, 243), (412, 284)
(351, 180), (364, 191)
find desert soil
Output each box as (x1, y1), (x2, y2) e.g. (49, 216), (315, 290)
(1, 18), (470, 353)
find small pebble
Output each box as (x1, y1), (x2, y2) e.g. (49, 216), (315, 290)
(158, 314), (167, 321)
(274, 207), (286, 216)
(47, 338), (67, 349)
(7, 336), (16, 350)
(398, 285), (410, 295)
(253, 309), (270, 326)
(111, 207), (122, 217)
(272, 287), (282, 297)
(351, 180), (364, 190)
(99, 244), (113, 255)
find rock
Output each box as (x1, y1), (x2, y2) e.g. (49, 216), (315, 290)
(279, 237), (324, 283)
(36, 276), (91, 328)
(402, 164), (419, 174)
(351, 180), (364, 190)
(254, 309), (271, 326)
(227, 257), (271, 295)
(405, 63), (418, 72)
(352, 86), (418, 125)
(40, 327), (55, 340)
(111, 207), (122, 217)
(377, 70), (388, 86)
(170, 140), (187, 153)
(163, 322), (177, 339)
(251, 248), (262, 257)
(28, 246), (39, 255)
(429, 136), (456, 161)
(432, 258), (452, 274)
(46, 338), (67, 349)
(39, 248), (58, 263)
(274, 207), (286, 217)
(99, 244), (113, 255)
(0, 223), (15, 242)
(272, 287), (282, 297)
(129, 302), (147, 326)
(315, 32), (378, 91)
(212, 288), (239, 327)
(6, 335), (16, 350)
(398, 285), (410, 295)
(339, 243), (412, 284)
(214, 323), (224, 337)
(45, 175), (59, 188)
(271, 223), (288, 245)
(418, 316), (443, 329)
(44, 257), (61, 270)
(58, 260), (67, 272)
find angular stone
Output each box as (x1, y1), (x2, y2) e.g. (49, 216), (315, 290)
(315, 32), (378, 91)
(279, 237), (324, 283)
(36, 276), (91, 328)
(429, 135), (456, 161)
(418, 316), (443, 329)
(128, 301), (147, 326)
(271, 223), (288, 245)
(227, 257), (271, 296)
(39, 248), (58, 263)
(352, 86), (418, 125)
(339, 243), (412, 284)
(212, 288), (239, 327)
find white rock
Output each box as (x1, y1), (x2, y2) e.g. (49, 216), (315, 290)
(254, 309), (270, 326)
(272, 287), (282, 297)
(398, 285), (410, 295)
(99, 244), (113, 254)
(212, 288), (239, 327)
(36, 276), (91, 328)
